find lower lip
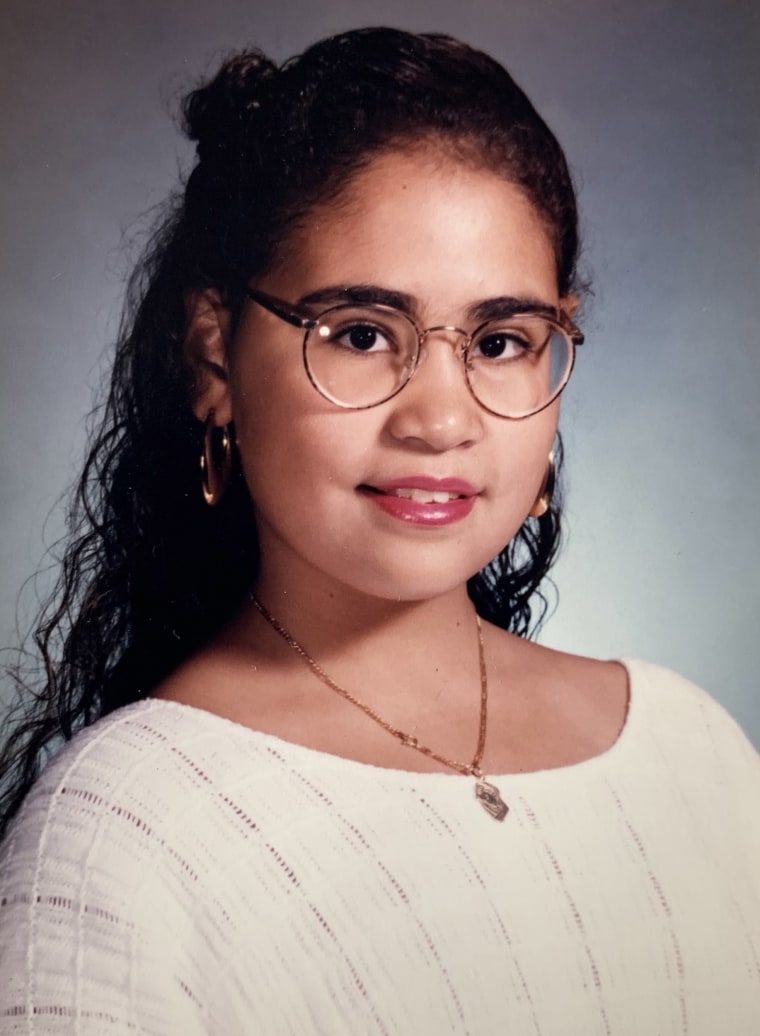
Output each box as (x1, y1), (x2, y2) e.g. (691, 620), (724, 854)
(364, 491), (476, 526)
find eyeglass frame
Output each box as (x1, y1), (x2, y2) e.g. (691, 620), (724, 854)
(246, 286), (584, 419)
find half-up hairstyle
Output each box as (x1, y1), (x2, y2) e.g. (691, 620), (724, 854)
(0, 28), (581, 838)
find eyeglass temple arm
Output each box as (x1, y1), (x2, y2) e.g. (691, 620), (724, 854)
(558, 311), (584, 346)
(247, 288), (316, 330)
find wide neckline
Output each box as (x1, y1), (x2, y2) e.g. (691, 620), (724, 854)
(123, 659), (640, 785)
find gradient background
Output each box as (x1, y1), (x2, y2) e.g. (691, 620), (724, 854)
(1, 0), (758, 744)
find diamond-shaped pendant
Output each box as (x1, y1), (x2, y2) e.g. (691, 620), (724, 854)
(475, 777), (508, 821)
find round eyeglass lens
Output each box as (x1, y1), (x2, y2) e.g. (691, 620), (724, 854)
(305, 306), (418, 408)
(465, 315), (573, 418)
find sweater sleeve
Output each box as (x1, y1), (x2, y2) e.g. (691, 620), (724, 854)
(0, 721), (212, 1035)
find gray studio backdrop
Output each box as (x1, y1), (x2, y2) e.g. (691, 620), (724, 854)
(2, 0), (759, 744)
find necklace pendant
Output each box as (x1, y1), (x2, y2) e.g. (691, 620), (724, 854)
(475, 777), (508, 821)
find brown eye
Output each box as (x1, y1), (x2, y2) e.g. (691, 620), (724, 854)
(317, 314), (399, 355)
(473, 331), (527, 361)
(341, 324), (390, 352)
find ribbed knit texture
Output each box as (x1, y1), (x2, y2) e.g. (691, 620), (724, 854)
(1, 660), (759, 1034)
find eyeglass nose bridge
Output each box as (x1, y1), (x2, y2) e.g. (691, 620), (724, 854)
(411, 324), (473, 371)
(418, 324), (472, 346)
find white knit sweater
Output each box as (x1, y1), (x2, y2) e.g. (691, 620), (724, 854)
(1, 660), (759, 1034)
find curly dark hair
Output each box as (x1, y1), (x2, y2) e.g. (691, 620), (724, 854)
(0, 27), (582, 839)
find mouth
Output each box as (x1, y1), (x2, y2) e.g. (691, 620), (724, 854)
(359, 477), (479, 526)
(363, 476), (478, 498)
(363, 486), (467, 504)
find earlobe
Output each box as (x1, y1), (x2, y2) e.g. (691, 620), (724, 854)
(529, 452), (555, 518)
(184, 289), (233, 425)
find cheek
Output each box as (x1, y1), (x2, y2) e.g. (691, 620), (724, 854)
(229, 341), (311, 471)
(231, 367), (365, 517)
(490, 406), (559, 498)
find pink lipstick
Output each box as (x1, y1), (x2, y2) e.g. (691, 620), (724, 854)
(360, 477), (478, 526)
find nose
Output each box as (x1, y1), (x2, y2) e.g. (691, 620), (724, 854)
(385, 329), (485, 452)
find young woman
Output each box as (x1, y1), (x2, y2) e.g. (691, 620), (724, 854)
(1, 27), (758, 1034)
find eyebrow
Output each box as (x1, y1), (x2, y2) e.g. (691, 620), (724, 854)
(469, 296), (558, 323)
(297, 284), (416, 313)
(295, 284), (558, 323)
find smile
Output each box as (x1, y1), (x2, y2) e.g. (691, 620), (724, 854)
(386, 488), (463, 504)
(360, 477), (478, 526)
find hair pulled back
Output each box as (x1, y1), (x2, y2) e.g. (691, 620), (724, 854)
(0, 28), (580, 838)
(181, 29), (580, 300)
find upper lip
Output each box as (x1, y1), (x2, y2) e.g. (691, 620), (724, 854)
(364, 476), (479, 496)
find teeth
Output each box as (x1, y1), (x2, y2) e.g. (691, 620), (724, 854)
(390, 488), (460, 503)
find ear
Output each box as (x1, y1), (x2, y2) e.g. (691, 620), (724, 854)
(184, 289), (233, 425)
(560, 293), (580, 319)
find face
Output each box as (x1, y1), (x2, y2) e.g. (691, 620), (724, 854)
(218, 151), (567, 603)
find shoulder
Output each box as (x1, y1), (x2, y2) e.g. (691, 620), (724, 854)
(483, 630), (630, 769)
(487, 629), (759, 778)
(624, 658), (753, 735)
(0, 699), (251, 886)
(594, 660), (760, 842)
(8, 698), (223, 810)
(622, 658), (760, 768)
(0, 700), (262, 1024)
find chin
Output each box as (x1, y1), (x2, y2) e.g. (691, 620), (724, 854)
(329, 550), (495, 604)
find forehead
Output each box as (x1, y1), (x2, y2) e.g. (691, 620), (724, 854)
(265, 150), (560, 316)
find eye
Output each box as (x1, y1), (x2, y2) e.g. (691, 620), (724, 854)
(313, 306), (417, 369)
(334, 322), (393, 353)
(470, 317), (552, 363)
(316, 309), (405, 355)
(471, 329), (531, 361)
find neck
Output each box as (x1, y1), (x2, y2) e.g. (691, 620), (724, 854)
(243, 570), (510, 819)
(227, 549), (494, 750)
(248, 569), (479, 666)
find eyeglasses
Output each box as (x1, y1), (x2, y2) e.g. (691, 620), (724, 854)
(247, 287), (584, 419)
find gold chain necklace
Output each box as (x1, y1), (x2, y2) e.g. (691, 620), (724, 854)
(250, 595), (508, 821)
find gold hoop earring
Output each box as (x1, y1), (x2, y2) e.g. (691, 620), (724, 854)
(529, 452), (555, 518)
(200, 409), (232, 506)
